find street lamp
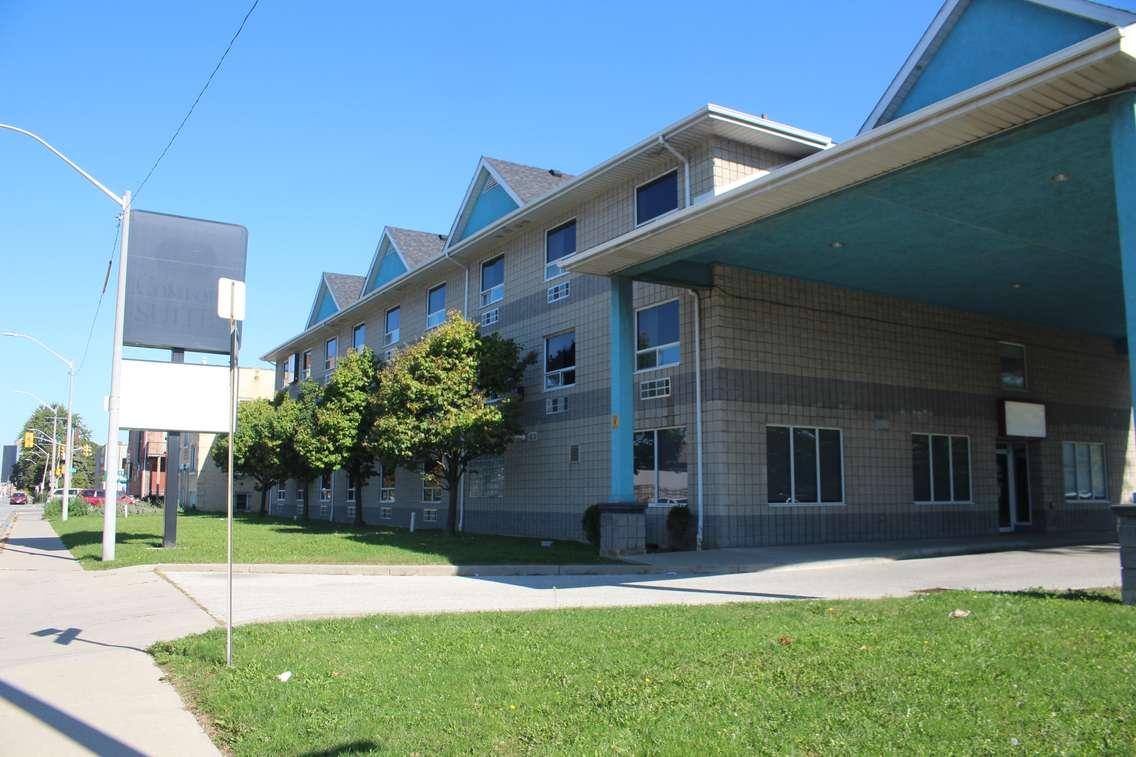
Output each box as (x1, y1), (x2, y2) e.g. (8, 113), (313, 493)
(13, 389), (59, 495)
(1, 123), (131, 560)
(5, 335), (75, 519)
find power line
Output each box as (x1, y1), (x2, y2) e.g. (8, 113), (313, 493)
(135, 0), (260, 198)
(76, 219), (120, 375)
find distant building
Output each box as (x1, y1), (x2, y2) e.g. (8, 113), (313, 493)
(127, 430), (167, 499)
(94, 441), (129, 489)
(2, 444), (16, 483)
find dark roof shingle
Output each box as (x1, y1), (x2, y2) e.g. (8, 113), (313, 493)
(484, 157), (574, 204)
(323, 272), (366, 308)
(386, 227), (447, 269)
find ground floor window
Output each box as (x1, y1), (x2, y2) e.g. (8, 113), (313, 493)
(633, 427), (688, 505)
(469, 456), (504, 498)
(276, 483), (286, 502)
(380, 466), (395, 502)
(767, 426), (843, 504)
(346, 472), (356, 503)
(320, 472), (332, 502)
(1063, 441), (1107, 501)
(912, 434), (971, 503)
(422, 462), (443, 503)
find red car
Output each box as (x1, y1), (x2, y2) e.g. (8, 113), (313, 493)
(81, 489), (136, 506)
(8, 492), (28, 505)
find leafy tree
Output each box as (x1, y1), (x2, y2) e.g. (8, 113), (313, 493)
(278, 380), (325, 519)
(373, 313), (535, 534)
(11, 404), (96, 491)
(211, 398), (287, 515)
(318, 347), (382, 526)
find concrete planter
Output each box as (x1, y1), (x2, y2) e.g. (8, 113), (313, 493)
(1112, 505), (1136, 606)
(599, 502), (647, 558)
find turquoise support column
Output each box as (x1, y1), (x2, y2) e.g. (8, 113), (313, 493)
(610, 276), (635, 502)
(1109, 93), (1136, 417)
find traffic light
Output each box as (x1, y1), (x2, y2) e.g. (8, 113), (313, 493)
(23, 431), (34, 449)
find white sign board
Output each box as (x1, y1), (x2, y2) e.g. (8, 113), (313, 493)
(217, 277), (247, 321)
(1004, 400), (1046, 438)
(120, 360), (231, 433)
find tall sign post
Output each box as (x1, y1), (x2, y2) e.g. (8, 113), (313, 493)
(218, 277), (245, 667)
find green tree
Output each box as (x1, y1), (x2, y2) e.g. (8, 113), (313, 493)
(278, 380), (325, 520)
(318, 347), (382, 526)
(373, 313), (534, 534)
(211, 398), (287, 515)
(11, 404), (95, 491)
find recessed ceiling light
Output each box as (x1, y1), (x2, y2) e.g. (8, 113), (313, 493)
(830, 241), (845, 249)
(1051, 172), (1070, 183)
(1010, 282), (1023, 289)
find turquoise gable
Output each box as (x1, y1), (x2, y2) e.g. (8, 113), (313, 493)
(889, 0), (1109, 122)
(308, 282), (338, 327)
(456, 183), (518, 242)
(365, 245), (407, 294)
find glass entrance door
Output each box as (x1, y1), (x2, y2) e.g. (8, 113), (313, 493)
(996, 443), (1031, 531)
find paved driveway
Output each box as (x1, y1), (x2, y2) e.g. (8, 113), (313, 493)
(164, 543), (1120, 625)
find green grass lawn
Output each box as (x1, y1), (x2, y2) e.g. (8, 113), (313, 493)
(47, 510), (608, 569)
(152, 590), (1135, 755)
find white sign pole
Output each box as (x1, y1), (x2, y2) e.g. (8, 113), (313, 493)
(218, 277), (245, 668)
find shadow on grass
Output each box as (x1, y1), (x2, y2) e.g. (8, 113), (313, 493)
(300, 741), (381, 756)
(988, 587), (1122, 604)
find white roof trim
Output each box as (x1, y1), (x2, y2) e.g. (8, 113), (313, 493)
(861, 0), (1135, 134)
(442, 158), (525, 252)
(361, 227), (409, 294)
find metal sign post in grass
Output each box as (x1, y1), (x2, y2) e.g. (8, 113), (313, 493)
(218, 277), (246, 667)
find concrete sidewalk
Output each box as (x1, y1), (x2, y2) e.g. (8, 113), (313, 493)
(0, 511), (218, 756)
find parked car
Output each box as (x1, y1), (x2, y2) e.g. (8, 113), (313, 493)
(50, 488), (82, 499)
(8, 492), (28, 505)
(81, 489), (135, 506)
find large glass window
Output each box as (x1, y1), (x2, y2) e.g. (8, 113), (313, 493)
(380, 465), (396, 502)
(545, 220), (576, 280)
(427, 284), (446, 329)
(325, 337), (338, 373)
(385, 306), (400, 345)
(912, 434), (971, 503)
(1062, 442), (1107, 500)
(636, 300), (680, 370)
(280, 360), (292, 385)
(633, 427), (688, 505)
(352, 323), (366, 352)
(302, 350), (312, 380)
(766, 426), (843, 504)
(999, 342), (1026, 389)
(480, 255), (504, 307)
(544, 331), (576, 390)
(636, 170), (679, 225)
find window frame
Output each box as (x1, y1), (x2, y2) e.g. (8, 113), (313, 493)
(426, 282), (447, 330)
(380, 465), (396, 503)
(633, 426), (690, 507)
(1062, 440), (1109, 502)
(324, 337), (338, 373)
(634, 298), (681, 373)
(319, 472), (333, 503)
(543, 330), (577, 392)
(911, 433), (973, 505)
(998, 340), (1028, 390)
(346, 471), (356, 503)
(276, 482), (287, 502)
(544, 217), (577, 281)
(766, 425), (846, 507)
(479, 254), (505, 308)
(352, 322), (366, 353)
(301, 350), (312, 380)
(422, 462), (443, 503)
(634, 168), (681, 227)
(384, 306), (400, 346)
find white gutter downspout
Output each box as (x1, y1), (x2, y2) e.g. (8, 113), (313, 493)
(658, 136), (692, 208)
(443, 252), (470, 530)
(687, 288), (705, 550)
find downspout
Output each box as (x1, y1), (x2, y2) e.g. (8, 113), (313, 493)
(658, 136), (692, 208)
(444, 247), (470, 530)
(686, 288), (705, 550)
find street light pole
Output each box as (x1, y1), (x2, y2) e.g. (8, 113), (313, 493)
(1, 124), (128, 559)
(8, 341), (74, 520)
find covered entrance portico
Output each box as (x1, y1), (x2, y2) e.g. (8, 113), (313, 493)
(568, 22), (1136, 548)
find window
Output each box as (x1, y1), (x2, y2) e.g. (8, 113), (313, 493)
(480, 309), (499, 328)
(547, 280), (570, 303)
(422, 461), (443, 503)
(468, 457), (504, 498)
(290, 353), (299, 383)
(999, 342), (1026, 389)
(427, 284), (446, 329)
(276, 483), (287, 502)
(544, 331), (576, 390)
(640, 377), (671, 400)
(325, 337), (338, 373)
(1063, 442), (1107, 501)
(423, 509), (439, 523)
(767, 426), (843, 504)
(380, 506), (392, 519)
(346, 472), (356, 503)
(352, 323), (366, 352)
(633, 427), (689, 505)
(302, 350), (312, 380)
(636, 170), (679, 226)
(319, 472), (332, 502)
(545, 219), (576, 280)
(636, 300), (680, 371)
(298, 484), (306, 502)
(912, 434), (971, 503)
(281, 359), (293, 385)
(380, 466), (395, 502)
(480, 255), (504, 307)
(385, 306), (400, 345)
(545, 396), (567, 415)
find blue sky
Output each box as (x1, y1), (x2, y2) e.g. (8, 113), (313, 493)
(1, 0), (1129, 445)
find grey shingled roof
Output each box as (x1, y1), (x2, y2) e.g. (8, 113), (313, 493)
(323, 272), (366, 308)
(386, 226), (447, 269)
(484, 157), (574, 204)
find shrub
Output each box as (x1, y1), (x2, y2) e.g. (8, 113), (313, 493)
(582, 504), (602, 546)
(666, 505), (693, 549)
(43, 498), (91, 519)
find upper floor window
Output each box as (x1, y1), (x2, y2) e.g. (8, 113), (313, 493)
(636, 300), (680, 371)
(427, 284), (446, 329)
(385, 306), (400, 345)
(636, 170), (679, 226)
(281, 359), (292, 385)
(999, 342), (1026, 389)
(767, 426), (843, 505)
(346, 472), (357, 503)
(352, 323), (366, 352)
(545, 331), (576, 390)
(545, 219), (576, 280)
(319, 472), (332, 502)
(289, 352), (299, 383)
(480, 255), (505, 307)
(1063, 441), (1107, 501)
(912, 433), (971, 504)
(302, 350), (312, 380)
(380, 465), (396, 502)
(325, 337), (338, 373)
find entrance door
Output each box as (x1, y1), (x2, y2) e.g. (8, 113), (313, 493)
(996, 443), (1031, 531)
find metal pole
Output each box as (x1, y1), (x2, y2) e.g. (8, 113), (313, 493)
(49, 411), (58, 495)
(102, 190), (130, 562)
(226, 287), (238, 667)
(164, 349), (184, 547)
(62, 364), (74, 520)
